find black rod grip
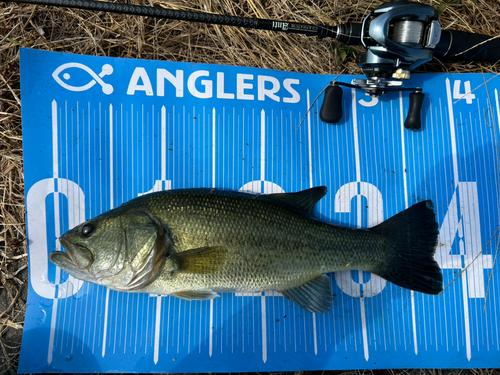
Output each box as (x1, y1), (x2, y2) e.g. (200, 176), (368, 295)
(434, 30), (500, 62)
(320, 85), (343, 124)
(3, 0), (338, 38)
(404, 92), (424, 130)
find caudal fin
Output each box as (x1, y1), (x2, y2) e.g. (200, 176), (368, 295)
(370, 200), (443, 295)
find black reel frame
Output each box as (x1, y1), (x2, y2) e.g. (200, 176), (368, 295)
(5, 0), (500, 130)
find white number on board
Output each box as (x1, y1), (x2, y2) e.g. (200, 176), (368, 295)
(453, 80), (476, 104)
(27, 178), (85, 299)
(334, 182), (387, 298)
(437, 182), (491, 298)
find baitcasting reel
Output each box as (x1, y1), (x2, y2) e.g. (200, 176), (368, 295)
(320, 0), (499, 130)
(7, 0), (500, 130)
(320, 0), (438, 129)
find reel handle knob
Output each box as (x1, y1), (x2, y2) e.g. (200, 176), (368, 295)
(404, 91), (424, 130)
(320, 84), (343, 124)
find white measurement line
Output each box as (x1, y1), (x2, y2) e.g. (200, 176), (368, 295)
(351, 89), (361, 183)
(351, 87), (369, 361)
(109, 104), (113, 209)
(47, 100), (59, 364)
(165, 297), (170, 353)
(177, 300), (181, 353)
(79, 106), (89, 354)
(462, 268), (472, 360)
(47, 296), (59, 365)
(398, 93), (409, 207)
(134, 295), (139, 354)
(306, 90), (318, 355)
(445, 78), (472, 360)
(261, 295), (267, 362)
(359, 272), (369, 361)
(399, 92), (418, 355)
(123, 294), (130, 354)
(494, 89), (500, 350)
(209, 107), (216, 357)
(151, 106), (169, 363)
(71, 107), (81, 355)
(212, 107), (216, 188)
(91, 104), (97, 355)
(107, 291), (118, 351)
(307, 90), (313, 187)
(188, 302), (192, 353)
(261, 109), (266, 181)
(142, 105), (145, 195)
(52, 101), (59, 181)
(154, 296), (162, 364)
(220, 295), (223, 354)
(58, 101), (70, 354)
(162, 106), (167, 180)
(172, 107), (175, 189)
(445, 79), (460, 190)
(209, 299), (214, 357)
(259, 109), (269, 361)
(101, 103), (115, 358)
(101, 290), (110, 357)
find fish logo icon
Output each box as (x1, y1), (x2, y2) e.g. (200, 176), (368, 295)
(52, 63), (114, 94)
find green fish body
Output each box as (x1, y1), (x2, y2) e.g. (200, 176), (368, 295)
(50, 187), (443, 313)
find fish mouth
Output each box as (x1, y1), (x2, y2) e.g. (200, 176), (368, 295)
(58, 236), (94, 270)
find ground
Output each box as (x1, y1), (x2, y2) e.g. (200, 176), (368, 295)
(1, 0), (499, 373)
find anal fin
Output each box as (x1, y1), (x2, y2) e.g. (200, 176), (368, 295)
(171, 290), (219, 300)
(279, 274), (332, 314)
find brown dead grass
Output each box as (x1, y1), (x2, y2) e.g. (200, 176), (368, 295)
(0, 0), (500, 373)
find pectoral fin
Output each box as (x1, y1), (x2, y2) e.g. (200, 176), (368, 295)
(279, 275), (332, 314)
(173, 246), (227, 274)
(172, 290), (219, 300)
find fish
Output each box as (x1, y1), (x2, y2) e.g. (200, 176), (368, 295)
(50, 187), (443, 313)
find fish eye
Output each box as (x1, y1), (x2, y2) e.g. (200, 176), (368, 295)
(81, 223), (95, 237)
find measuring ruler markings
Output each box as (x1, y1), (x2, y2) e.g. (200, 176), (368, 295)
(39, 73), (500, 369)
(396, 91), (419, 356)
(434, 78), (499, 357)
(47, 100), (87, 363)
(101, 102), (115, 357)
(47, 100), (61, 364)
(445, 78), (471, 360)
(306, 90), (319, 357)
(149, 104), (178, 363)
(351, 87), (371, 361)
(494, 88), (500, 350)
(209, 107), (216, 358)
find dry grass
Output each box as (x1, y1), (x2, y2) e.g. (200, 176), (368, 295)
(0, 0), (499, 373)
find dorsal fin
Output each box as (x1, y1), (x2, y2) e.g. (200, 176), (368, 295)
(268, 186), (327, 214)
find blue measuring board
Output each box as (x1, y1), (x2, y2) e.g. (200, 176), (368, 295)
(19, 48), (500, 372)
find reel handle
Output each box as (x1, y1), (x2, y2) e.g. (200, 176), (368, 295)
(319, 85), (343, 124)
(404, 91), (424, 130)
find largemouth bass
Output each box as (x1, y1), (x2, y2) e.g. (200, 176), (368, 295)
(50, 187), (443, 313)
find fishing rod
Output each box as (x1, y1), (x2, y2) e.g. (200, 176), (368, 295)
(5, 0), (500, 129)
